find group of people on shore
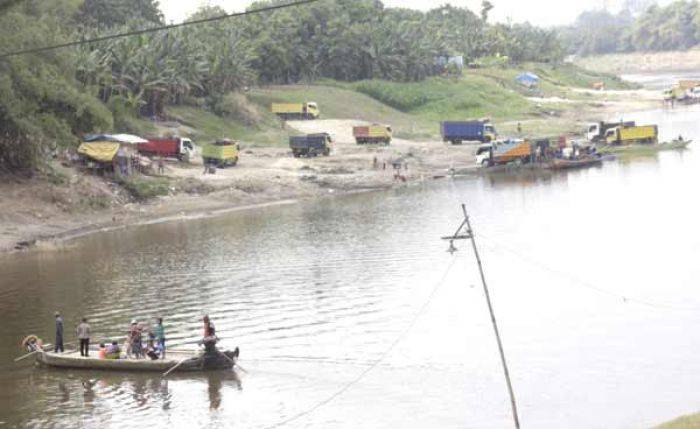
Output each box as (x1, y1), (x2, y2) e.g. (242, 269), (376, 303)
(53, 312), (167, 360)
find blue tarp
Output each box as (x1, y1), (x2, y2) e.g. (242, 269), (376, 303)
(515, 72), (540, 87)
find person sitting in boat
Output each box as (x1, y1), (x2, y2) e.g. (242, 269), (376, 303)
(97, 343), (107, 359)
(144, 332), (159, 360)
(105, 341), (120, 359)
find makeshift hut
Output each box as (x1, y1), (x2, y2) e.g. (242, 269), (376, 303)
(515, 72), (540, 88)
(78, 134), (149, 175)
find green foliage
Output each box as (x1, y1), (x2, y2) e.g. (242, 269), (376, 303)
(0, 0), (112, 172)
(76, 0), (163, 27)
(562, 0), (700, 55)
(116, 175), (169, 200)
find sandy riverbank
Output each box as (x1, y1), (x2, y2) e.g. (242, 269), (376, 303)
(0, 87), (663, 254)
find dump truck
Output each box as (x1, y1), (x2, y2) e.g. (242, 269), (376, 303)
(586, 121), (635, 142)
(605, 125), (658, 145)
(289, 133), (332, 157)
(440, 120), (496, 144)
(138, 137), (195, 161)
(271, 102), (320, 120)
(352, 124), (392, 145)
(475, 139), (532, 167)
(201, 139), (240, 167)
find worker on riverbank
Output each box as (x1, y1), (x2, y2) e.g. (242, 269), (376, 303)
(54, 312), (64, 353)
(76, 318), (91, 357)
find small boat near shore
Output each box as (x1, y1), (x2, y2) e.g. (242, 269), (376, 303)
(547, 156), (603, 170)
(599, 139), (692, 155)
(31, 347), (239, 373)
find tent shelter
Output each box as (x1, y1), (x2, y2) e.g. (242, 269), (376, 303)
(515, 72), (540, 88)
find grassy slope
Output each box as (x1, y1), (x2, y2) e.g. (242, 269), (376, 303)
(654, 412), (700, 429)
(247, 85), (436, 139)
(168, 105), (289, 147)
(160, 63), (629, 143)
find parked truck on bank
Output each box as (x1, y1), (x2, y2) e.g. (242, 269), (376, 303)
(271, 102), (320, 120)
(475, 139), (533, 167)
(605, 125), (658, 145)
(586, 121), (635, 143)
(201, 139), (240, 167)
(138, 137), (195, 161)
(352, 124), (392, 145)
(440, 119), (496, 144)
(289, 133), (332, 157)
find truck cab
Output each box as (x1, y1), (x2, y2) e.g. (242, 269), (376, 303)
(586, 123), (600, 142)
(179, 138), (195, 160)
(604, 127), (619, 145)
(305, 102), (320, 119)
(483, 123), (497, 142)
(475, 143), (494, 166)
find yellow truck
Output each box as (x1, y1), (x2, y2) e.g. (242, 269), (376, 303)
(271, 102), (320, 120)
(352, 124), (392, 145)
(605, 125), (658, 145)
(201, 139), (240, 167)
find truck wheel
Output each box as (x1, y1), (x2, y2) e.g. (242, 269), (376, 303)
(230, 157), (238, 166)
(323, 148), (330, 156)
(481, 159), (491, 167)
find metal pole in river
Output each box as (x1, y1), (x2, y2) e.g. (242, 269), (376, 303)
(442, 204), (521, 429)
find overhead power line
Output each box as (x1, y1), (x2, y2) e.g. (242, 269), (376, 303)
(0, 0), (321, 59)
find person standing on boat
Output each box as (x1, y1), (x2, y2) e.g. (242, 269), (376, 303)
(54, 312), (64, 353)
(129, 320), (143, 359)
(154, 317), (166, 359)
(77, 317), (91, 357)
(201, 315), (218, 354)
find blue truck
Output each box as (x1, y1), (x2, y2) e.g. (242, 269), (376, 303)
(440, 120), (497, 144)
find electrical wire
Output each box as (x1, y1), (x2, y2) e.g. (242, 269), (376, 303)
(261, 256), (459, 428)
(0, 0), (321, 59)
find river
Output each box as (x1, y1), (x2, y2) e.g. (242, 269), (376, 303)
(2, 81), (700, 429)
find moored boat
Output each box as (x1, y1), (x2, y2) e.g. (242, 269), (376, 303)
(548, 156), (603, 170)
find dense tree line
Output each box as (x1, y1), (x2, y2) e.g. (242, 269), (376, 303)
(560, 0), (700, 55)
(0, 0), (562, 172)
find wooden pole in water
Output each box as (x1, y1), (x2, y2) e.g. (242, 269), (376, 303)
(460, 204), (521, 429)
(162, 359), (187, 377)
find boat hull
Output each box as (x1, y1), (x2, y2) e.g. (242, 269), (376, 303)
(548, 157), (602, 170)
(35, 349), (237, 372)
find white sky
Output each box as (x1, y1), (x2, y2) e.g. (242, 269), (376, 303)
(159, 0), (655, 27)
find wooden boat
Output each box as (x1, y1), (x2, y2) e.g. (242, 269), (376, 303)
(33, 347), (239, 372)
(548, 156), (603, 170)
(598, 139), (692, 155)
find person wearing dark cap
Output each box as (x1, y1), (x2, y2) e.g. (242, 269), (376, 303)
(54, 312), (64, 353)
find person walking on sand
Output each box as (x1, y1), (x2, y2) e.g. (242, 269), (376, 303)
(54, 312), (64, 353)
(77, 318), (91, 357)
(157, 157), (165, 175)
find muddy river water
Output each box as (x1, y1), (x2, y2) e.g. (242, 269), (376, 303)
(3, 83), (700, 428)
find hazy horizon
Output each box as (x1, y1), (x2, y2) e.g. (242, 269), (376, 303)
(159, 0), (670, 27)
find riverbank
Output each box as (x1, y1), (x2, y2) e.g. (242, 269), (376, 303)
(575, 49), (700, 75)
(0, 73), (662, 254)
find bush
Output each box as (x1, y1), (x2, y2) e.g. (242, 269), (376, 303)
(117, 176), (170, 200)
(211, 92), (263, 126)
